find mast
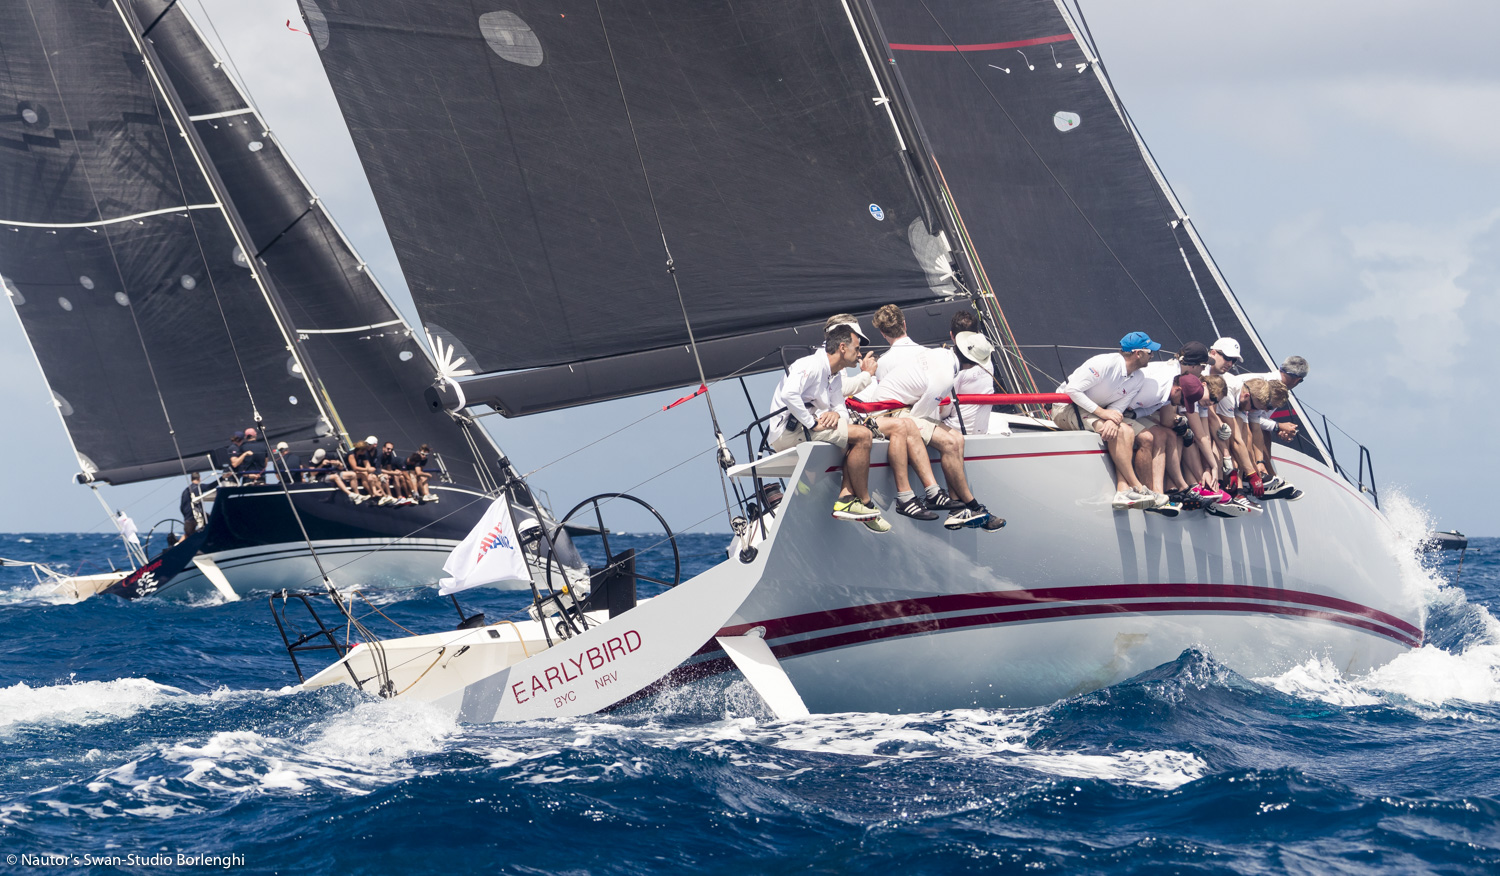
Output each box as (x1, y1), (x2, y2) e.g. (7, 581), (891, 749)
(839, 0), (1037, 396)
(109, 0), (342, 447)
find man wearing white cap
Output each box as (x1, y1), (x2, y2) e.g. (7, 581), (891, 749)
(1207, 337), (1241, 376)
(767, 320), (889, 533)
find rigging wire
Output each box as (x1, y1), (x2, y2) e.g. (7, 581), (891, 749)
(590, 0), (737, 530)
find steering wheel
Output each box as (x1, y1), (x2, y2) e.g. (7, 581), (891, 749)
(554, 492), (681, 591)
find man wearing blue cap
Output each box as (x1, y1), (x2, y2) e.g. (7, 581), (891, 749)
(1052, 332), (1163, 510)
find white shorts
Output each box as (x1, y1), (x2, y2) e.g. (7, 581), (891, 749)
(874, 408), (938, 444)
(770, 415), (850, 452)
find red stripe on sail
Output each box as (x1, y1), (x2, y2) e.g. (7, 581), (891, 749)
(889, 33), (1075, 53)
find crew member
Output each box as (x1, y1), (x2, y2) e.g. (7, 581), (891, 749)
(180, 471), (208, 536)
(1052, 332), (1161, 510)
(406, 444), (438, 503)
(767, 321), (889, 533)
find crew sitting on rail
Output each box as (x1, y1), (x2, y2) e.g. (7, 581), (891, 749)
(380, 441), (418, 505)
(405, 444), (439, 503)
(1211, 375), (1289, 499)
(824, 313), (879, 397)
(941, 310), (1009, 437)
(309, 448), (366, 504)
(1125, 358), (1208, 517)
(347, 439), (393, 506)
(1052, 332), (1161, 510)
(1241, 356), (1308, 500)
(855, 305), (1001, 530)
(766, 321), (890, 533)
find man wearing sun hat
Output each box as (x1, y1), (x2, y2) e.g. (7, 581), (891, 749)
(1053, 331), (1161, 510)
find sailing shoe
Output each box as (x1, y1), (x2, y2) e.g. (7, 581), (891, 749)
(832, 497), (881, 522)
(1263, 475), (1285, 491)
(421, 494), (438, 503)
(943, 505), (992, 531)
(1112, 489), (1146, 510)
(351, 493), (367, 505)
(377, 495), (396, 506)
(982, 514), (1007, 531)
(895, 496), (939, 521)
(862, 512), (892, 534)
(1206, 497), (1252, 518)
(1145, 501), (1182, 518)
(926, 488), (965, 512)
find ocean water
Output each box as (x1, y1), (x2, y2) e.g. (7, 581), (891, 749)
(0, 522), (1496, 874)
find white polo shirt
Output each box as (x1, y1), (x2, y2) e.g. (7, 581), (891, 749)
(768, 350), (846, 445)
(943, 353), (1000, 435)
(1056, 352), (1145, 414)
(865, 344), (951, 422)
(1130, 359), (1180, 420)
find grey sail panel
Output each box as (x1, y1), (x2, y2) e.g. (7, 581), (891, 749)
(306, 0), (949, 396)
(865, 0), (1267, 375)
(132, 0), (500, 488)
(0, 0), (314, 483)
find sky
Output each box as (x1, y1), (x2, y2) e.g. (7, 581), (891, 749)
(0, 0), (1494, 538)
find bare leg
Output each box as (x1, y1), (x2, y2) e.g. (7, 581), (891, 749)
(1163, 430), (1189, 491)
(929, 426), (974, 502)
(1105, 426), (1143, 492)
(876, 418), (913, 494)
(1132, 428), (1155, 490)
(841, 425), (873, 502)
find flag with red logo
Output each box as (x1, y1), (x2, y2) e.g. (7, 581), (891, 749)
(439, 494), (531, 594)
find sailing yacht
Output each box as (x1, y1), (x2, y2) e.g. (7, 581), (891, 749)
(0, 0), (568, 601)
(277, 0), (1419, 717)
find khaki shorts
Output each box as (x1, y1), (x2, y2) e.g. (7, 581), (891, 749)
(873, 408), (938, 444)
(771, 415), (850, 452)
(1051, 404), (1150, 437)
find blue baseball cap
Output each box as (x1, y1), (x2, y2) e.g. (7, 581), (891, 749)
(1120, 331), (1161, 352)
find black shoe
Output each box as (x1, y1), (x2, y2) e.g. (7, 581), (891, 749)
(895, 496), (938, 521)
(927, 489), (965, 512)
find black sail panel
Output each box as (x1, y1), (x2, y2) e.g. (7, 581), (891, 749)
(0, 0), (313, 482)
(132, 0), (500, 488)
(865, 0), (1269, 376)
(308, 0), (948, 392)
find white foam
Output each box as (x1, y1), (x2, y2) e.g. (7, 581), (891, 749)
(1256, 656), (1381, 707)
(475, 708), (1205, 790)
(0, 677), (184, 732)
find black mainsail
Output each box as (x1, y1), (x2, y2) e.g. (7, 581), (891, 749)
(303, 0), (966, 414)
(1, 0), (500, 489)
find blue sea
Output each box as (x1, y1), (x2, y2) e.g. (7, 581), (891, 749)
(0, 521), (1496, 874)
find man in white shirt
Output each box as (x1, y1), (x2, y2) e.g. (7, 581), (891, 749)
(1052, 332), (1160, 510)
(858, 305), (1001, 530)
(824, 313), (878, 397)
(767, 322), (890, 533)
(1212, 376), (1287, 496)
(940, 310), (1009, 438)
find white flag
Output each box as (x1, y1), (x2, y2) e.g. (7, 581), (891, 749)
(439, 494), (532, 595)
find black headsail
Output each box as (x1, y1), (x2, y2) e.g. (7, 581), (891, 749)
(129, 0), (502, 490)
(302, 0), (966, 415)
(858, 0), (1328, 461)
(0, 0), (315, 483)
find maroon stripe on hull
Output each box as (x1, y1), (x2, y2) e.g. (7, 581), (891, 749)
(721, 584), (1422, 643)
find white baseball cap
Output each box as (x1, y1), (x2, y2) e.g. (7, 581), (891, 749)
(825, 320), (868, 342)
(953, 332), (995, 375)
(275, 441), (289, 452)
(1210, 337), (1242, 360)
(311, 448), (326, 462)
(365, 435), (378, 445)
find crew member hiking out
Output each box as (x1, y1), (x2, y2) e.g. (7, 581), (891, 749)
(1052, 332), (1161, 510)
(766, 321), (890, 533)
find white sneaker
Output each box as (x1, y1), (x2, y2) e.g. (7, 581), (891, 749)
(351, 493), (366, 505)
(378, 495), (395, 506)
(1112, 489), (1150, 510)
